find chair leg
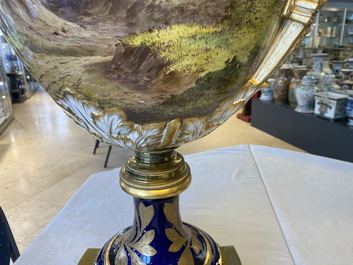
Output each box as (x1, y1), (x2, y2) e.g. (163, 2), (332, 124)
(10, 237), (20, 262)
(93, 139), (100, 155)
(104, 146), (112, 168)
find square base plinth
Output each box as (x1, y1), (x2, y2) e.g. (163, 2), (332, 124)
(79, 246), (241, 265)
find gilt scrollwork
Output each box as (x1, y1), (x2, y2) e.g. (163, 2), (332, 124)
(56, 89), (245, 151)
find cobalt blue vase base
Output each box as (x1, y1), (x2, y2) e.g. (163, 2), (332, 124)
(95, 197), (222, 265)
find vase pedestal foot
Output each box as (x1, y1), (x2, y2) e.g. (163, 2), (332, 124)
(79, 246), (241, 265)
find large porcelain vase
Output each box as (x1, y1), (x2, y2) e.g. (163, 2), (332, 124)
(288, 65), (308, 107)
(311, 53), (332, 80)
(295, 74), (317, 113)
(0, 1), (324, 264)
(273, 65), (292, 104)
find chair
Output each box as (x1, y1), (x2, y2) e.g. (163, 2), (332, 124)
(93, 140), (113, 168)
(0, 207), (20, 265)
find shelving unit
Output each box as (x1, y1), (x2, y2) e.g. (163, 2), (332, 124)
(0, 35), (36, 101)
(0, 80), (13, 134)
(305, 3), (353, 49)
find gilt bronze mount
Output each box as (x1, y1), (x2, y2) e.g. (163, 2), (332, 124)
(120, 150), (191, 199)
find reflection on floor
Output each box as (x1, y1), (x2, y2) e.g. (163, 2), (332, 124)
(0, 87), (302, 252)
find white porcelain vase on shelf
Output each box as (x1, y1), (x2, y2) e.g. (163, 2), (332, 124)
(311, 53), (332, 81)
(341, 69), (353, 90)
(295, 74), (317, 113)
(288, 65), (308, 107)
(331, 60), (345, 74)
(331, 60), (345, 81)
(346, 58), (353, 69)
(273, 64), (293, 104)
(259, 81), (273, 101)
(319, 74), (341, 92)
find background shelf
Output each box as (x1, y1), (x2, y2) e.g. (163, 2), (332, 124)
(251, 99), (353, 163)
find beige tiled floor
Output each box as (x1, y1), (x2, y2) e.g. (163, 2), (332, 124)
(0, 87), (302, 253)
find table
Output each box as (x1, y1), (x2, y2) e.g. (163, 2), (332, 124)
(15, 145), (353, 265)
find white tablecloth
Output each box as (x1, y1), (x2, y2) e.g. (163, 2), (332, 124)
(14, 145), (353, 265)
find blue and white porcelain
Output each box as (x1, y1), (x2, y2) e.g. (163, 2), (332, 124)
(314, 92), (348, 120)
(289, 65), (308, 107)
(331, 60), (345, 74)
(319, 74), (341, 92)
(341, 69), (353, 90)
(259, 80), (274, 101)
(311, 53), (332, 81)
(346, 58), (353, 69)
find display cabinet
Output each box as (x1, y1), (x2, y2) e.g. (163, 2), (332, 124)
(318, 8), (344, 47)
(0, 32), (35, 100)
(0, 72), (13, 134)
(342, 9), (353, 46)
(305, 6), (353, 49)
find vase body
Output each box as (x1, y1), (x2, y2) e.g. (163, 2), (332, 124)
(0, 0), (305, 151)
(288, 66), (307, 107)
(0, 0), (325, 151)
(273, 65), (292, 104)
(295, 74), (317, 113)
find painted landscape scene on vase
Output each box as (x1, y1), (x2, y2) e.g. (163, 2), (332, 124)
(0, 0), (287, 123)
